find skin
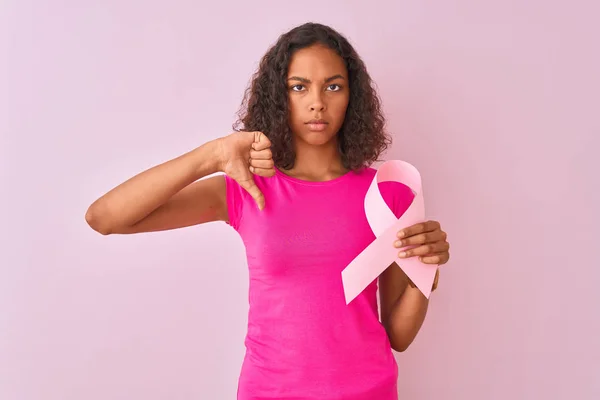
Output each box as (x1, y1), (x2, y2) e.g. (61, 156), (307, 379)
(85, 44), (450, 353)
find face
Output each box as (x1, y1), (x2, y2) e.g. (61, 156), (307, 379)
(286, 44), (350, 147)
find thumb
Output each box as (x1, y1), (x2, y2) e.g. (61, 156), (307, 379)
(237, 175), (265, 211)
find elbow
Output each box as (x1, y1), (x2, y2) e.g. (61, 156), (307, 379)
(85, 203), (112, 235)
(390, 338), (412, 353)
(384, 323), (415, 353)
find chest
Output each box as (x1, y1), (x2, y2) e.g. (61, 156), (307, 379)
(240, 184), (377, 276)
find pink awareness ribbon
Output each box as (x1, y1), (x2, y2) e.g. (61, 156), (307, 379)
(341, 160), (438, 304)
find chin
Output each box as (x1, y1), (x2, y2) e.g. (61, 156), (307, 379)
(295, 127), (339, 146)
(299, 133), (337, 147)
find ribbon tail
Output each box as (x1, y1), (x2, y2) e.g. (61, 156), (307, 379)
(341, 218), (402, 304)
(396, 256), (438, 299)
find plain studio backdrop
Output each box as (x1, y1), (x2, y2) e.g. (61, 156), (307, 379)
(2, 1), (599, 399)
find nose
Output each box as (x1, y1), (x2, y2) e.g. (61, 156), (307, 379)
(309, 91), (326, 112)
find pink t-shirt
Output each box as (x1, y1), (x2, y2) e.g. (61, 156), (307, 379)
(224, 166), (414, 400)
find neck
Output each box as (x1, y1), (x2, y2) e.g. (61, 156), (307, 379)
(283, 137), (348, 181)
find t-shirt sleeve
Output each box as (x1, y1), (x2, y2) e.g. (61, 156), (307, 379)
(224, 174), (245, 231)
(378, 180), (415, 219)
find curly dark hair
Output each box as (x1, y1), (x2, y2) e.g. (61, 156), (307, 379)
(233, 22), (391, 171)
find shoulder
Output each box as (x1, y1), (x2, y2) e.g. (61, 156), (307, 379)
(223, 173), (281, 208)
(346, 166), (377, 186)
(358, 166), (377, 179)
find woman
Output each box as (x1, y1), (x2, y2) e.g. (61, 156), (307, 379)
(86, 22), (450, 400)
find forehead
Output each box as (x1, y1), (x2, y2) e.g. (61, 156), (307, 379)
(287, 44), (347, 77)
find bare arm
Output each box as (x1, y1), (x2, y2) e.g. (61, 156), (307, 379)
(379, 221), (448, 351)
(379, 262), (430, 352)
(85, 139), (227, 235)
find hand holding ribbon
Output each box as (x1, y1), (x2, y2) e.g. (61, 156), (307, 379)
(396, 220), (450, 266)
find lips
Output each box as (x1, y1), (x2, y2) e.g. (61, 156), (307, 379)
(305, 119), (329, 132)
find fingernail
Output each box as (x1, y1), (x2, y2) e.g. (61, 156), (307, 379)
(398, 251), (407, 258)
(394, 241), (403, 248)
(397, 231), (405, 238)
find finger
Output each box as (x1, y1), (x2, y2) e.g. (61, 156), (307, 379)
(249, 166), (276, 177)
(250, 159), (275, 169)
(250, 149), (272, 160)
(252, 131), (271, 151)
(237, 177), (266, 210)
(398, 241), (449, 258)
(397, 220), (441, 239)
(394, 230), (445, 248)
(420, 252), (450, 265)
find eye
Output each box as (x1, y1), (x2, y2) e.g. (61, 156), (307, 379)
(327, 84), (342, 91)
(290, 84), (305, 92)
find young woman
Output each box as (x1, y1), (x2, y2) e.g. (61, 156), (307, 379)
(86, 22), (450, 400)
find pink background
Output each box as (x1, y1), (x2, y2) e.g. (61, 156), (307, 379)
(2, 1), (599, 399)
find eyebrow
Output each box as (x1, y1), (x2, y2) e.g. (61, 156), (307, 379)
(287, 74), (346, 84)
